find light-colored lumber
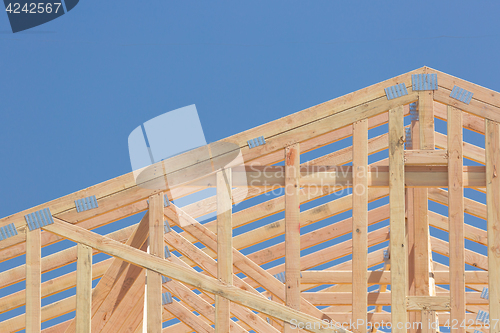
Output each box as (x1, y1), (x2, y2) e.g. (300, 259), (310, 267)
(165, 205), (334, 325)
(389, 105), (406, 332)
(98, 272), (146, 333)
(148, 192), (164, 333)
(406, 296), (450, 311)
(63, 213), (149, 333)
(448, 105), (465, 332)
(300, 292), (487, 306)
(0, 68), (421, 233)
(0, 200), (147, 263)
(428, 188), (486, 220)
(176, 128), (391, 251)
(0, 222), (137, 289)
(7, 67), (500, 333)
(406, 119), (417, 333)
(434, 131), (485, 164)
(43, 219), (344, 333)
(320, 312), (480, 327)
(1, 104), (398, 270)
(429, 66), (500, 110)
(431, 236), (487, 271)
(285, 143), (301, 333)
(3, 294), (75, 332)
(486, 119), (500, 333)
(163, 230), (280, 333)
(244, 202), (388, 270)
(232, 187), (388, 252)
(352, 119), (368, 333)
(247, 226), (389, 293)
(184, 165), (487, 188)
(166, 255), (251, 333)
(216, 169), (233, 333)
(416, 89), (436, 333)
(164, 301), (215, 333)
(0, 258), (111, 315)
(299, 270), (488, 285)
(434, 87), (500, 124)
(404, 150), (447, 165)
(26, 228), (41, 333)
(428, 211), (487, 246)
(42, 320), (71, 333)
(418, 90), (435, 149)
(115, 293), (145, 333)
(76, 243), (92, 333)
(433, 101), (485, 134)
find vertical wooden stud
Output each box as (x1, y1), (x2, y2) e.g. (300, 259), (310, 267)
(448, 106), (465, 332)
(418, 90), (435, 149)
(216, 168), (233, 333)
(416, 91), (437, 333)
(284, 143), (300, 333)
(486, 119), (500, 333)
(353, 119), (368, 333)
(389, 105), (407, 332)
(148, 192), (164, 333)
(26, 228), (41, 333)
(76, 243), (92, 333)
(406, 117), (417, 332)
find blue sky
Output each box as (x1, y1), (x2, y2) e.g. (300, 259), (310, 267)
(1, 1), (499, 331)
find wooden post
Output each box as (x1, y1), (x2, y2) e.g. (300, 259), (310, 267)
(353, 119), (368, 333)
(418, 91), (435, 149)
(76, 243), (92, 333)
(284, 143), (301, 333)
(448, 106), (465, 333)
(148, 192), (164, 333)
(216, 168), (233, 333)
(406, 116), (417, 332)
(26, 228), (41, 333)
(415, 92), (437, 333)
(389, 105), (407, 332)
(486, 119), (500, 333)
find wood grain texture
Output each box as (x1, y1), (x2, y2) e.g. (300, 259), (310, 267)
(284, 143), (301, 333)
(352, 119), (368, 333)
(216, 169), (233, 333)
(26, 228), (41, 333)
(448, 106), (465, 333)
(43, 219), (342, 333)
(415, 90), (437, 333)
(76, 243), (92, 333)
(148, 192), (164, 333)
(486, 119), (500, 333)
(389, 105), (407, 332)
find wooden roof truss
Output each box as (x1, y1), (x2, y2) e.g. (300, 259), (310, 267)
(1, 66), (499, 333)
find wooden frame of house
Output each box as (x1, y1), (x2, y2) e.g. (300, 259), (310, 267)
(1, 66), (499, 333)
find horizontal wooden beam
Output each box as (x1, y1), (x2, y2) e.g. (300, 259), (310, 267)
(182, 165), (486, 188)
(300, 270), (488, 285)
(406, 296), (450, 311)
(301, 292), (488, 306)
(404, 150), (447, 166)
